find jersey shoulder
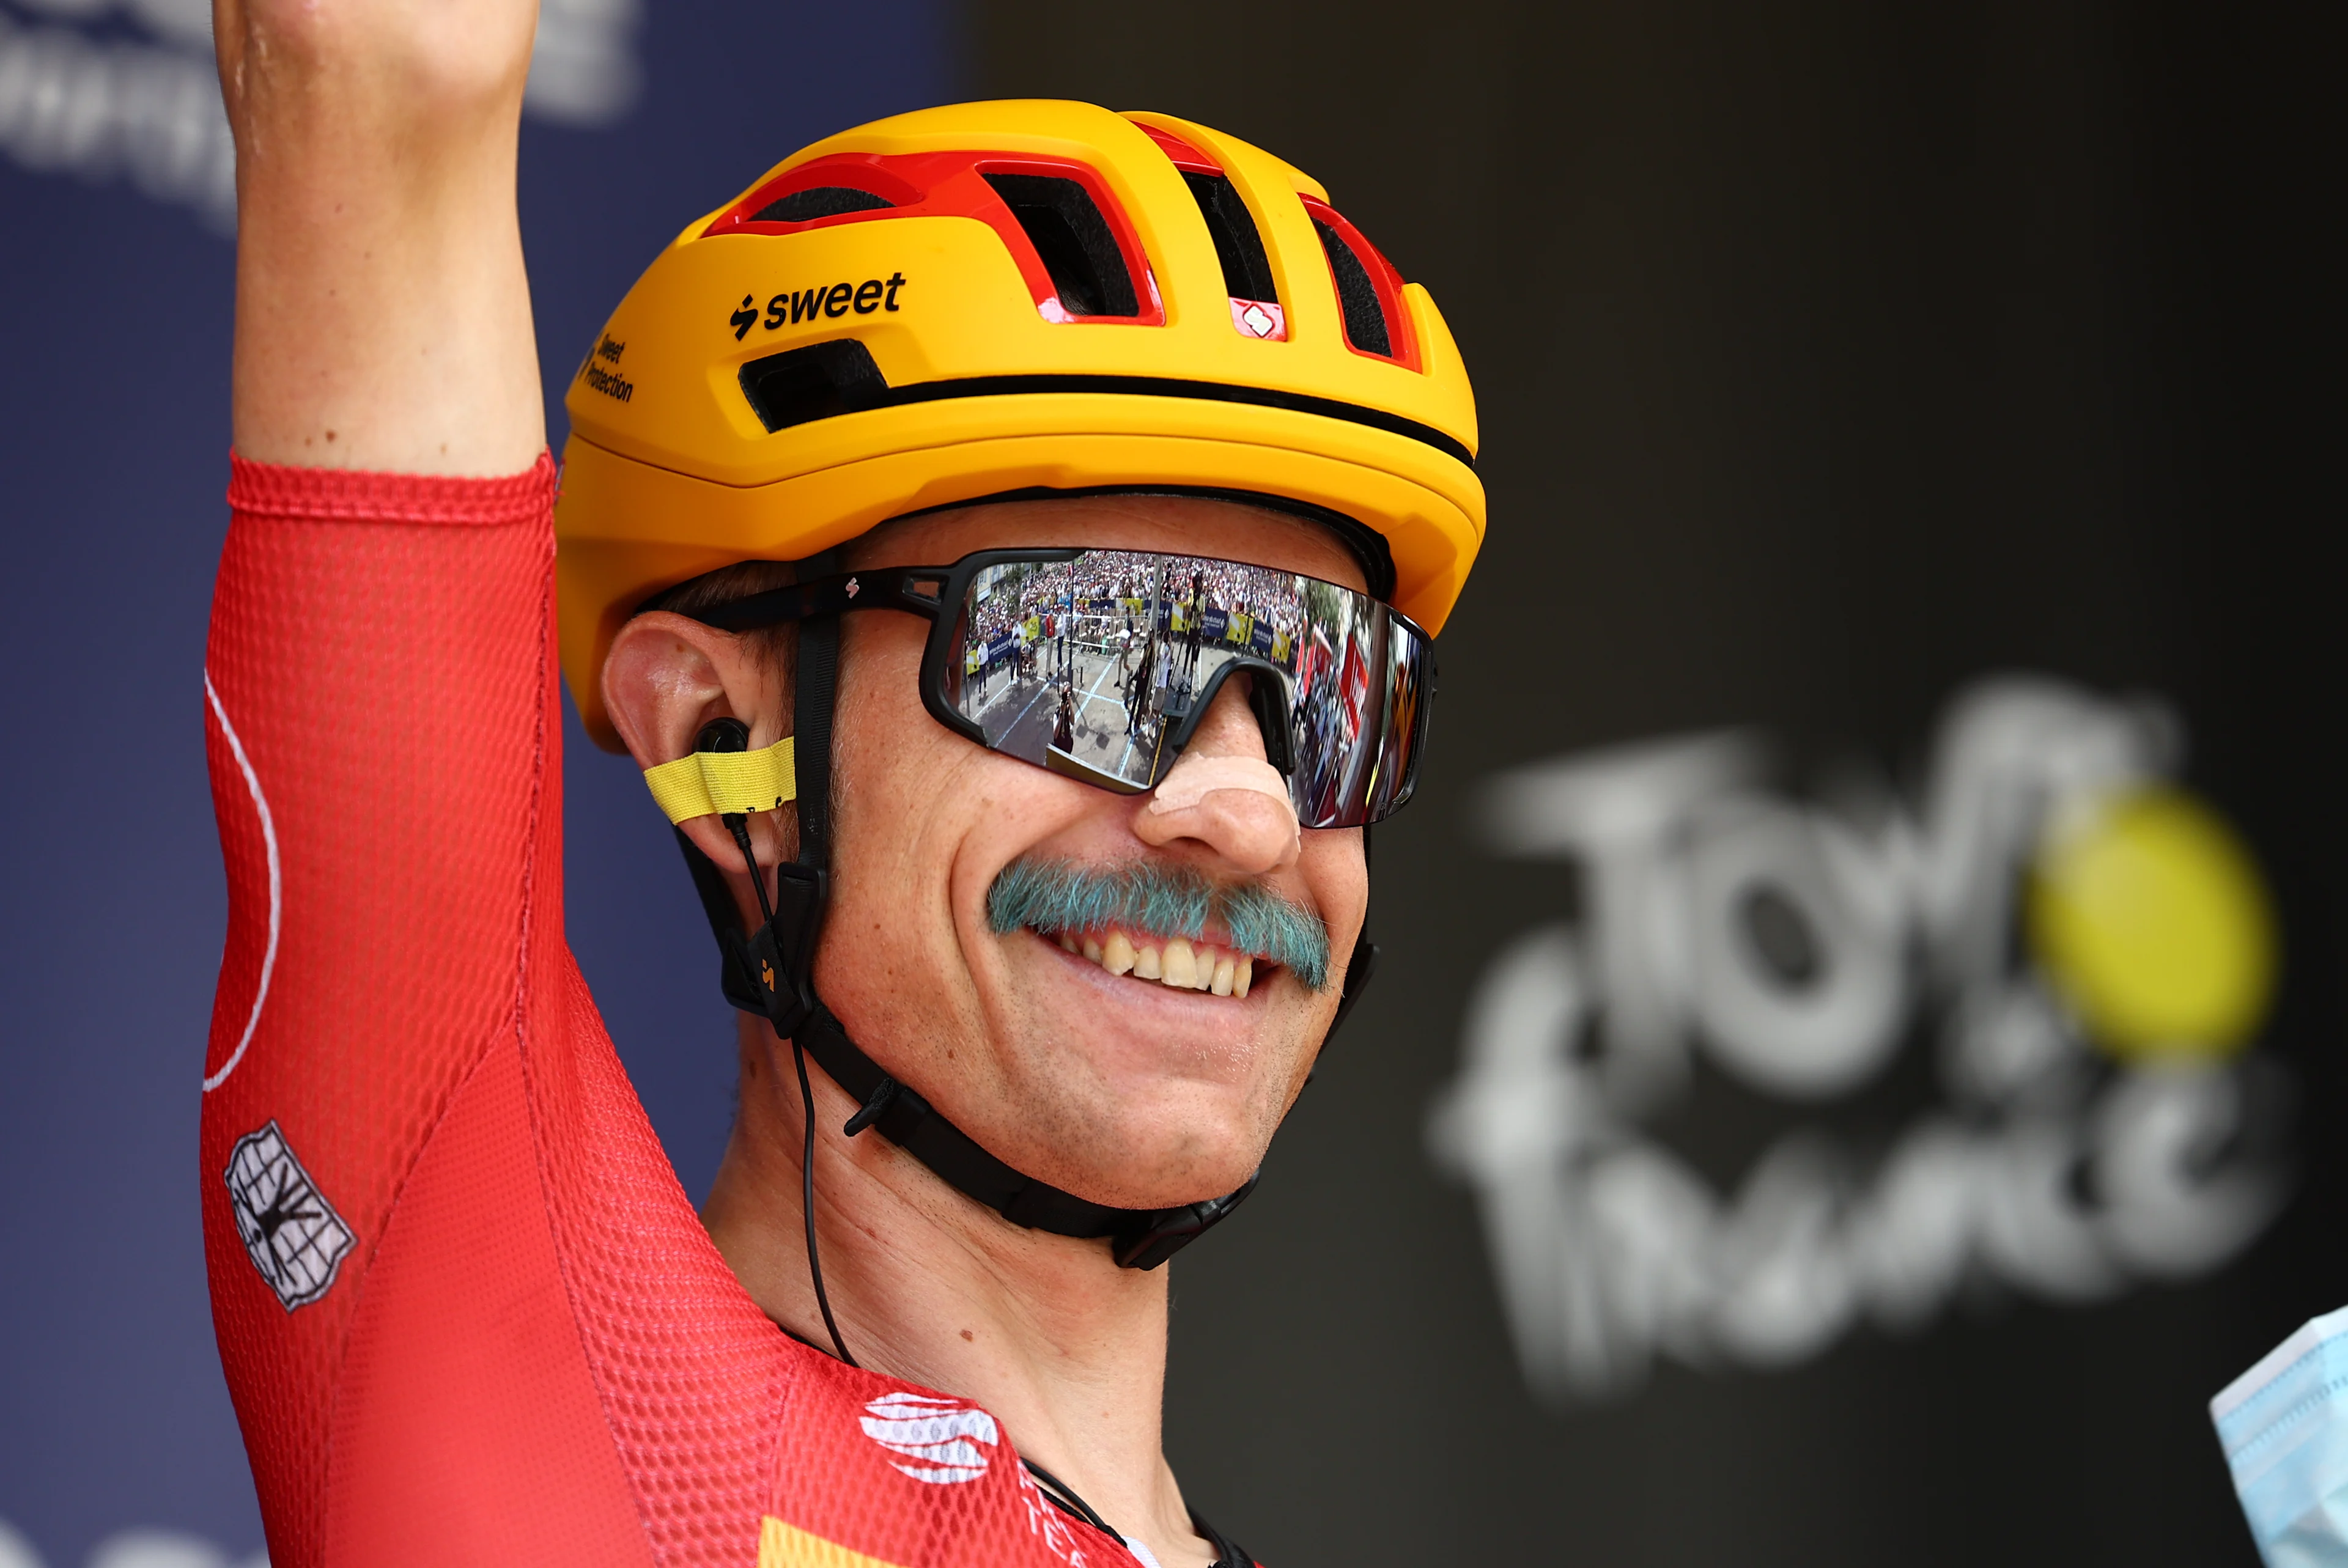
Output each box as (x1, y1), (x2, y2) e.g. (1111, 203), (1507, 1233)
(767, 1354), (1131, 1568)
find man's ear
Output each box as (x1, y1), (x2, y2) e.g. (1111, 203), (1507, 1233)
(602, 611), (791, 877)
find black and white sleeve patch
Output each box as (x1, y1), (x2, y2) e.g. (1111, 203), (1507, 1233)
(224, 1121), (354, 1311)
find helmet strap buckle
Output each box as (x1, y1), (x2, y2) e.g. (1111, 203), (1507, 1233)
(745, 861), (827, 1039)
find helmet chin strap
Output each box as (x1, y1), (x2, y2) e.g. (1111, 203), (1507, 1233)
(674, 591), (1376, 1278)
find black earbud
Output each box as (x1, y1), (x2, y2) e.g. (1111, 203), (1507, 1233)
(695, 716), (751, 757)
(694, 716), (769, 913)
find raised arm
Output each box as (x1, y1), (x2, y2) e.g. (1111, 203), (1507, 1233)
(219, 0), (544, 473)
(199, 7), (665, 1562)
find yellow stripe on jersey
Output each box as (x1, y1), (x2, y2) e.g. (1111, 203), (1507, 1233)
(641, 736), (797, 823)
(759, 1516), (906, 1568)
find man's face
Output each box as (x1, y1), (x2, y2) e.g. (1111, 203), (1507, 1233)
(820, 495), (1369, 1212)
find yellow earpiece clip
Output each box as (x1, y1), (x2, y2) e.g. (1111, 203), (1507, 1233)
(641, 736), (797, 823)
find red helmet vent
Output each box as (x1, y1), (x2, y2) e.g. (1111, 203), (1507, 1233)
(706, 151), (1167, 328)
(750, 186), (895, 224)
(980, 171), (1140, 318)
(710, 154), (925, 236)
(1137, 123), (1220, 174)
(1137, 127), (1284, 340)
(1301, 198), (1419, 369)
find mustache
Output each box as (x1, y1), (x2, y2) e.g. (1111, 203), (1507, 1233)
(984, 856), (1332, 991)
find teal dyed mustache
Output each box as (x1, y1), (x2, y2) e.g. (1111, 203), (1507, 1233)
(985, 856), (1331, 992)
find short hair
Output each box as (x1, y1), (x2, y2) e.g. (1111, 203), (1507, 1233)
(637, 559), (798, 675)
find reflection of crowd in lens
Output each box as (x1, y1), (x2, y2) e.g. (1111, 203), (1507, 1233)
(959, 553), (1313, 712)
(950, 551), (1424, 825)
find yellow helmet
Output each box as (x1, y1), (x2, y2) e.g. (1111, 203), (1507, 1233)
(556, 98), (1484, 749)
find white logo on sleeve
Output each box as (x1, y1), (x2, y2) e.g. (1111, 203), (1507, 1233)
(224, 1121), (354, 1311)
(859, 1393), (999, 1485)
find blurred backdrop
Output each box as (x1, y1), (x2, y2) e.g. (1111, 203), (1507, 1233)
(2, 3), (2337, 1566)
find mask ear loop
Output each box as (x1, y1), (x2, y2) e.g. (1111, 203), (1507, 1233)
(695, 715), (857, 1369)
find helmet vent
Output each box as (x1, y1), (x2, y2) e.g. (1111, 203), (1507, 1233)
(1181, 172), (1278, 306)
(1310, 218), (1392, 357)
(981, 172), (1140, 318)
(739, 340), (889, 432)
(750, 186), (896, 224)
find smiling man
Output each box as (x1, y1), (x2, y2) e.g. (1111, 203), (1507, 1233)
(198, 4), (1482, 1566)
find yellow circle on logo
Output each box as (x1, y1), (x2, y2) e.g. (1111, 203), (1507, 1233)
(2026, 787), (2276, 1061)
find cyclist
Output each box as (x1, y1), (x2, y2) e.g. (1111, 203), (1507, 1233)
(198, 2), (1481, 1565)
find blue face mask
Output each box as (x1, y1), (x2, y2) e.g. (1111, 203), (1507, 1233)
(2215, 1306), (2348, 1566)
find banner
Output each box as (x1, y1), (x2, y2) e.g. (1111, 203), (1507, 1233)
(1433, 677), (2287, 1398)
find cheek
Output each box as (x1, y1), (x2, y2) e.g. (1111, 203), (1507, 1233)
(825, 630), (1068, 953)
(832, 618), (963, 817)
(819, 630), (959, 990)
(1301, 828), (1371, 947)
(820, 713), (987, 1061)
(831, 647), (962, 892)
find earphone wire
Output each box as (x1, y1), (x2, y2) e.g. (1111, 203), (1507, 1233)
(791, 1037), (856, 1367)
(1019, 1457), (1121, 1540)
(728, 811), (857, 1369)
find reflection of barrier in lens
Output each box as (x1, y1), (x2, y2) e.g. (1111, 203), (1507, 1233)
(2027, 787), (2276, 1061)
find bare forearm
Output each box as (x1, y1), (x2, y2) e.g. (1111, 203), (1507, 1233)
(221, 0), (545, 474)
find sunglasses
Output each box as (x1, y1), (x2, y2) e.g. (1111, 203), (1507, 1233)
(682, 547), (1436, 830)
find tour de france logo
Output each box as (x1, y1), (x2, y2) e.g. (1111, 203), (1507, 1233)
(1429, 675), (2288, 1403)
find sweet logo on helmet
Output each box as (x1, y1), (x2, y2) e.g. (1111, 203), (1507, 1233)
(1429, 675), (2292, 1403)
(730, 274), (908, 340)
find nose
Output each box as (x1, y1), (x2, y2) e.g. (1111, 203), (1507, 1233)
(1132, 675), (1301, 876)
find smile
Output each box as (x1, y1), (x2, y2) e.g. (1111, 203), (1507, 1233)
(1030, 925), (1260, 997)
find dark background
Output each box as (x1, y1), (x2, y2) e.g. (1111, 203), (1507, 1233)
(967, 4), (2341, 1565)
(3, 2), (2338, 1564)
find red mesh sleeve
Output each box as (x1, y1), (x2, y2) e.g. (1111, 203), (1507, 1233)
(200, 455), (785, 1568)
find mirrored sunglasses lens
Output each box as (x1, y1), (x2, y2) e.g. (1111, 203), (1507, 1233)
(945, 554), (1167, 793)
(942, 550), (1425, 827)
(1284, 574), (1428, 828)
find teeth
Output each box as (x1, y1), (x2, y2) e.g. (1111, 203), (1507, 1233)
(1048, 925), (1261, 997)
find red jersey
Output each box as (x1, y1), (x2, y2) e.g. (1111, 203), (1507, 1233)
(199, 457), (1224, 1568)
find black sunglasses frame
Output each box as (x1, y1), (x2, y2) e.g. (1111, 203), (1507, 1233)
(671, 545), (1436, 828)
